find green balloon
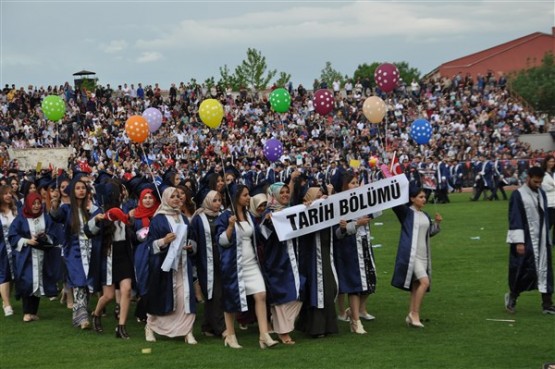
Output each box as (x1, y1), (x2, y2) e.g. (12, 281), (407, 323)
(41, 95), (66, 121)
(269, 88), (291, 113)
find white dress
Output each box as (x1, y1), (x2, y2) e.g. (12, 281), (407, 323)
(239, 221), (265, 295)
(413, 210), (430, 280)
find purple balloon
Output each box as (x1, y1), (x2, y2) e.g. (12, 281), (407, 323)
(142, 107), (163, 133)
(263, 138), (283, 163)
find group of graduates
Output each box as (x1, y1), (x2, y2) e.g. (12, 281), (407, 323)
(0, 157), (441, 348)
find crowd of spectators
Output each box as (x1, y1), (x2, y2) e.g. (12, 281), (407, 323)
(0, 71), (553, 191)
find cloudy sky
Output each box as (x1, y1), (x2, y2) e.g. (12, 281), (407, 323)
(2, 0), (553, 89)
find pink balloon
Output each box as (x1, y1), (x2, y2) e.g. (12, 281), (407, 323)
(374, 63), (400, 93)
(313, 89), (334, 115)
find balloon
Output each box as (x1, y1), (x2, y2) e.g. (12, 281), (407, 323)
(313, 89), (334, 115)
(263, 138), (283, 163)
(362, 96), (387, 123)
(368, 156), (379, 168)
(269, 88), (291, 113)
(374, 63), (400, 93)
(41, 95), (66, 121)
(199, 99), (224, 129)
(142, 107), (163, 132)
(125, 115), (149, 143)
(410, 119), (433, 145)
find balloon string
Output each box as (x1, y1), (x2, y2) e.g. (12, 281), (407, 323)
(140, 144), (161, 200)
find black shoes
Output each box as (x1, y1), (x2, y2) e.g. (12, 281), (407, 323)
(116, 325), (130, 339)
(92, 314), (103, 333)
(542, 306), (555, 315)
(504, 292), (516, 314)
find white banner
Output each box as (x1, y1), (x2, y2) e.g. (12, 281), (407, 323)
(7, 148), (73, 170)
(271, 175), (409, 241)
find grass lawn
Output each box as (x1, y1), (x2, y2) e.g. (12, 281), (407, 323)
(1, 192), (554, 369)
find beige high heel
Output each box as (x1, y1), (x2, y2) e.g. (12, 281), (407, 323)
(224, 334), (242, 349)
(350, 319), (367, 334)
(185, 332), (198, 345)
(405, 313), (424, 328)
(259, 332), (279, 349)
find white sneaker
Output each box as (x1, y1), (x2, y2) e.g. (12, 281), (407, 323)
(3, 305), (13, 317)
(359, 312), (376, 321)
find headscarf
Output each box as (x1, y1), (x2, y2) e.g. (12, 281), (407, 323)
(303, 187), (322, 204)
(266, 182), (288, 212)
(153, 187), (181, 217)
(22, 192), (43, 219)
(134, 188), (160, 227)
(193, 190), (221, 218)
(249, 193), (268, 218)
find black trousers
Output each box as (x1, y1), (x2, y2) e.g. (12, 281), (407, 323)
(22, 295), (40, 315)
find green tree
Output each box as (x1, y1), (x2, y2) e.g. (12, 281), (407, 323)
(234, 48), (277, 91)
(509, 52), (555, 115)
(275, 72), (291, 88)
(320, 61), (344, 88)
(218, 64), (239, 91)
(353, 61), (421, 85)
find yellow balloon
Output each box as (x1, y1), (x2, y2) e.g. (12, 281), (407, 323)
(362, 96), (387, 124)
(199, 99), (224, 129)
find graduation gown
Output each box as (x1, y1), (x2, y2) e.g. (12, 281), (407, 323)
(133, 218), (151, 297)
(506, 185), (554, 294)
(145, 214), (196, 316)
(191, 213), (219, 301)
(260, 216), (303, 305)
(0, 218), (12, 284)
(391, 205), (440, 291)
(215, 209), (262, 313)
(51, 203), (102, 292)
(8, 213), (58, 298)
(334, 220), (377, 294)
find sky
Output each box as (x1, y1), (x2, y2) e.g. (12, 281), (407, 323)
(1, 0), (554, 89)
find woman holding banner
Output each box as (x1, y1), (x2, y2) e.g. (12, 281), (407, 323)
(260, 182), (303, 345)
(296, 186), (339, 338)
(334, 172), (378, 335)
(215, 184), (278, 349)
(391, 186), (442, 328)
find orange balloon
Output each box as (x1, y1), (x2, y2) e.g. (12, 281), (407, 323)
(125, 115), (149, 143)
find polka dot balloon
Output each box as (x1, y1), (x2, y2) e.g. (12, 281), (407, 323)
(125, 115), (150, 143)
(313, 89), (334, 115)
(263, 138), (283, 163)
(374, 63), (400, 93)
(41, 95), (66, 121)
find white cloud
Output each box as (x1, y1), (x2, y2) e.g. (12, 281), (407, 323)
(136, 51), (163, 63)
(135, 2), (547, 51)
(100, 40), (128, 54)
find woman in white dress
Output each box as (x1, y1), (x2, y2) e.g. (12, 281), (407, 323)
(215, 184), (278, 349)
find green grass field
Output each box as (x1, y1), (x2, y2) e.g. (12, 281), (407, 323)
(1, 192), (554, 369)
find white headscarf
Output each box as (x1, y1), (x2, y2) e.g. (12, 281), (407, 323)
(154, 187), (181, 217)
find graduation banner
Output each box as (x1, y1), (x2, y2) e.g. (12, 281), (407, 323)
(7, 147), (73, 171)
(271, 175), (409, 241)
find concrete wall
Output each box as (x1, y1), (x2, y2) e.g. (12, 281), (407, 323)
(518, 133), (555, 151)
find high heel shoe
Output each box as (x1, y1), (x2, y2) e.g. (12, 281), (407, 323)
(278, 334), (295, 345)
(259, 332), (279, 349)
(350, 319), (367, 334)
(115, 324), (130, 339)
(224, 334), (242, 349)
(185, 332), (198, 345)
(145, 325), (156, 342)
(92, 314), (103, 333)
(405, 314), (424, 328)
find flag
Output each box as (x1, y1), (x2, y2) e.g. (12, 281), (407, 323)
(391, 157), (404, 175)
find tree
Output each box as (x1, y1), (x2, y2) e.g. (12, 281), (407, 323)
(320, 61), (344, 88)
(234, 48), (277, 91)
(275, 72), (291, 88)
(353, 61), (421, 85)
(218, 64), (239, 90)
(509, 52), (555, 115)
